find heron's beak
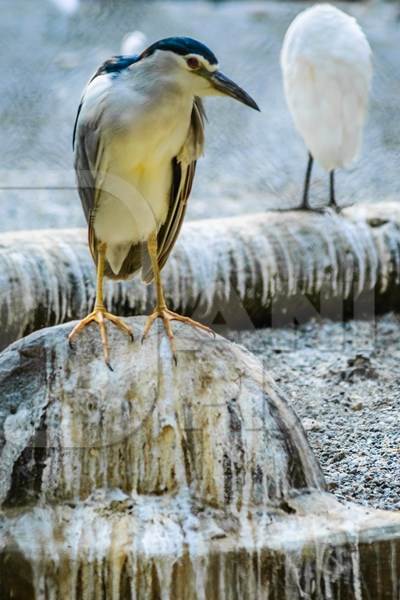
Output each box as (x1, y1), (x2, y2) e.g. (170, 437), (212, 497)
(210, 71), (260, 111)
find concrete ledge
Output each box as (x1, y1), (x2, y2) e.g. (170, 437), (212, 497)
(1, 203), (400, 350)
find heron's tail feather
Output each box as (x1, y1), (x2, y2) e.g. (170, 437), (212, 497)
(92, 242), (143, 281)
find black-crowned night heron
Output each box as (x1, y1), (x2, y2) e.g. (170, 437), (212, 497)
(281, 5), (372, 211)
(69, 36), (259, 368)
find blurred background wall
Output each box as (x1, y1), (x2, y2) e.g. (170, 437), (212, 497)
(1, 0), (399, 231)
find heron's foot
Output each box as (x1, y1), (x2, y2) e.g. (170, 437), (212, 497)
(141, 306), (215, 363)
(68, 307), (133, 370)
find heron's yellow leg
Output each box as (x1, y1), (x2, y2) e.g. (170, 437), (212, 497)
(68, 242), (133, 369)
(142, 232), (214, 361)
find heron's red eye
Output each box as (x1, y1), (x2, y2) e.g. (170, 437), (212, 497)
(186, 57), (200, 70)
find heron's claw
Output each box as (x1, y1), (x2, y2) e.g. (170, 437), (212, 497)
(68, 308), (133, 368)
(141, 306), (215, 362)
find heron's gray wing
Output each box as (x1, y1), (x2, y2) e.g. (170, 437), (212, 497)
(75, 113), (144, 279)
(73, 55), (141, 151)
(73, 55), (142, 267)
(73, 102), (105, 262)
(142, 97), (206, 283)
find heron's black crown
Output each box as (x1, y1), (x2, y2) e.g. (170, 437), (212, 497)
(142, 37), (218, 65)
(92, 55), (141, 80)
(91, 38), (218, 83)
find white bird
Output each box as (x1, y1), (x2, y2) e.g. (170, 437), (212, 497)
(281, 4), (372, 210)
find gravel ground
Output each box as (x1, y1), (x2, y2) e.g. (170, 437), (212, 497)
(229, 313), (400, 511)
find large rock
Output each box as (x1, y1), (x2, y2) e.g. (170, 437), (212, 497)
(0, 319), (400, 599)
(0, 317), (323, 508)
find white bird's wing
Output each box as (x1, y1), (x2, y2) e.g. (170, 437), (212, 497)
(281, 5), (372, 171)
(141, 97), (206, 283)
(283, 56), (371, 171)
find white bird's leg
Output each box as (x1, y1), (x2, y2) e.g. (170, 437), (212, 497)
(142, 232), (215, 362)
(68, 241), (133, 370)
(301, 152), (314, 210)
(329, 170), (341, 213)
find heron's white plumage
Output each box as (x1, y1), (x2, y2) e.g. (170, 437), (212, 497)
(281, 4), (372, 172)
(76, 52), (204, 274)
(75, 40), (259, 278)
